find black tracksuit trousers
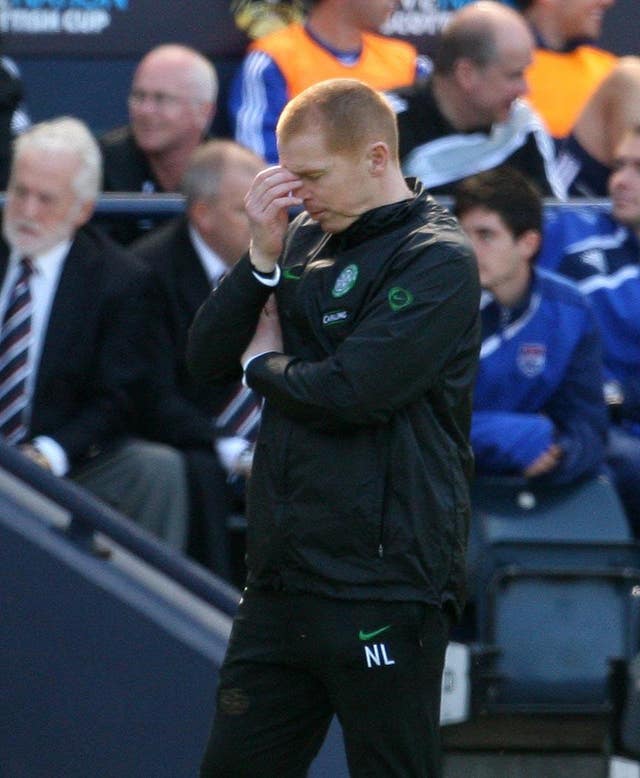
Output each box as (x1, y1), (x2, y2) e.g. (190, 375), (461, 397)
(200, 588), (450, 777)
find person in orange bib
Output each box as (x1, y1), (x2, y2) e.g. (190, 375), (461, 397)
(516, 0), (640, 195)
(229, 0), (429, 163)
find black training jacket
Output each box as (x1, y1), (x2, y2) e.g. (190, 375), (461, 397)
(188, 180), (480, 618)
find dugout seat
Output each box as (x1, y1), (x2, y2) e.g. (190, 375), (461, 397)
(469, 474), (640, 713)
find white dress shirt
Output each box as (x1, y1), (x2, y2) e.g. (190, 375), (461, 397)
(188, 225), (259, 476)
(0, 241), (71, 474)
(188, 224), (227, 286)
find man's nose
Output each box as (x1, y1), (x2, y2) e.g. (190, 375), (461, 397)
(610, 166), (631, 189)
(297, 183), (311, 201)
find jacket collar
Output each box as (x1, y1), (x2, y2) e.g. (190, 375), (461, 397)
(481, 268), (537, 333)
(327, 178), (428, 250)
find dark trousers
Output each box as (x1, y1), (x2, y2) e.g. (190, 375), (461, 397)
(184, 448), (233, 582)
(200, 589), (450, 777)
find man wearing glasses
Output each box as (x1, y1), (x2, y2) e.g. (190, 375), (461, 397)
(99, 44), (218, 244)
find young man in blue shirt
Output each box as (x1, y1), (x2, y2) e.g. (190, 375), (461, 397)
(454, 166), (608, 484)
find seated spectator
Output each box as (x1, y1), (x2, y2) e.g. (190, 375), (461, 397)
(0, 116), (189, 549)
(131, 139), (265, 582)
(0, 53), (30, 189)
(392, 0), (565, 198)
(516, 0), (640, 196)
(515, 0), (618, 138)
(229, 0), (429, 164)
(454, 166), (608, 485)
(99, 44), (218, 243)
(537, 126), (640, 535)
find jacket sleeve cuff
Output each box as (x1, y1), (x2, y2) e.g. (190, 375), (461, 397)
(251, 264), (281, 287)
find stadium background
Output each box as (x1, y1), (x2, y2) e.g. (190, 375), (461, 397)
(2, 0), (638, 138)
(2, 2), (639, 776)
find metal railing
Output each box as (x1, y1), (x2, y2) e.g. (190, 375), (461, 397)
(89, 194), (610, 215)
(0, 440), (241, 616)
(0, 192), (613, 216)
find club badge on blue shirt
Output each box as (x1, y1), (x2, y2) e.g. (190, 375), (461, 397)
(517, 343), (547, 378)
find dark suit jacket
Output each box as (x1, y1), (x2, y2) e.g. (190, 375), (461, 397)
(0, 224), (158, 470)
(95, 126), (165, 244)
(133, 217), (239, 577)
(132, 216), (232, 449)
(99, 125), (159, 193)
(97, 126), (211, 245)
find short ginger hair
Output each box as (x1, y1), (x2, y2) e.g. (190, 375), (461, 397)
(276, 78), (400, 162)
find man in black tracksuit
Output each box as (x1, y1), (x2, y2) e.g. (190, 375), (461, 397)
(188, 78), (480, 777)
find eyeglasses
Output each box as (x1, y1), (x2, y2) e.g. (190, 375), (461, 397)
(128, 89), (192, 110)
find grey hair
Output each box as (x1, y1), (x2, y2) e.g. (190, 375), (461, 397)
(12, 116), (102, 202)
(181, 139), (263, 208)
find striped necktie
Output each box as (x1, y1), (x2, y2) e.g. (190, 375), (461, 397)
(215, 382), (263, 445)
(0, 257), (34, 445)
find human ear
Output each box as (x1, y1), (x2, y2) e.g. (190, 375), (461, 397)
(191, 199), (215, 234)
(367, 142), (389, 175)
(454, 58), (477, 92)
(74, 199), (96, 230)
(519, 229), (542, 262)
